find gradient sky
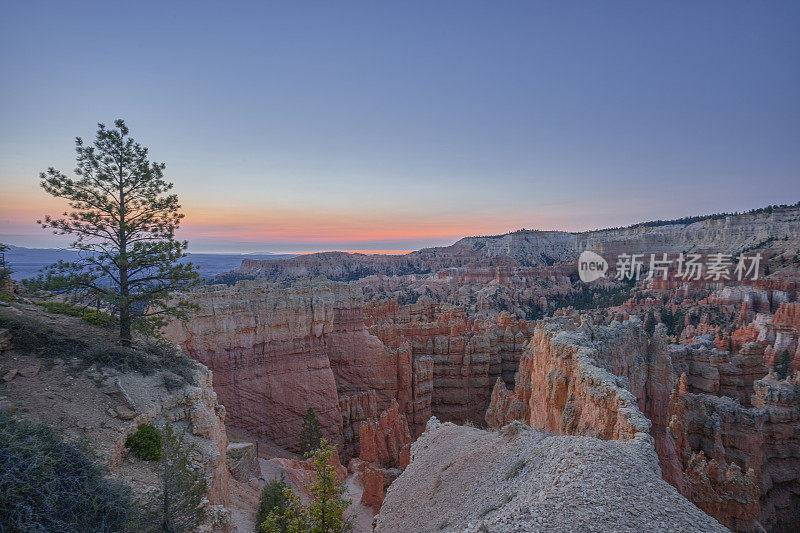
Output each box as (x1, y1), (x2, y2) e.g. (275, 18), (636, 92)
(1, 1), (799, 253)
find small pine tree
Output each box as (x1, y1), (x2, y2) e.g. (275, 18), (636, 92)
(300, 408), (323, 456)
(256, 476), (290, 533)
(306, 439), (351, 533)
(150, 424), (207, 532)
(643, 310), (656, 336)
(258, 440), (351, 533)
(775, 349), (792, 380)
(259, 487), (310, 533)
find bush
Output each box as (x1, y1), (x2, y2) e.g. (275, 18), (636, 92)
(0, 412), (134, 531)
(256, 476), (290, 532)
(126, 424), (163, 461)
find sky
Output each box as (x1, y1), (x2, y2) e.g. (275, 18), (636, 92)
(1, 1), (799, 253)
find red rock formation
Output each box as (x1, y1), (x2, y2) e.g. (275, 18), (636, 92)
(483, 317), (800, 531)
(757, 302), (800, 374)
(485, 317), (660, 442)
(358, 400), (411, 469)
(359, 462), (384, 512)
(344, 401), (414, 513)
(162, 280), (401, 457)
(365, 299), (532, 428)
(667, 340), (800, 531)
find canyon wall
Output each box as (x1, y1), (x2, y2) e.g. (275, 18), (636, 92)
(364, 299), (533, 428)
(162, 280), (399, 457)
(459, 206), (800, 265)
(669, 340), (800, 531)
(229, 207), (800, 283)
(163, 280), (533, 467)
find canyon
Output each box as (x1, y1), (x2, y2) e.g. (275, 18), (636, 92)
(156, 205), (800, 531)
(6, 204), (799, 532)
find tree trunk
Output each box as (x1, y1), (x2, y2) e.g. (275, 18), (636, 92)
(118, 161), (131, 346)
(119, 305), (132, 346)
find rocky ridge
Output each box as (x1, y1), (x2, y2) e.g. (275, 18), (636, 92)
(376, 419), (728, 532)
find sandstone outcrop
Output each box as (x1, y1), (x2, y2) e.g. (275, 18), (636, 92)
(376, 420), (728, 532)
(226, 442), (259, 482)
(483, 316), (800, 531)
(667, 367), (800, 532)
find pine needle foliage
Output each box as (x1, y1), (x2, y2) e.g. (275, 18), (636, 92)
(300, 408), (323, 457)
(36, 119), (199, 345)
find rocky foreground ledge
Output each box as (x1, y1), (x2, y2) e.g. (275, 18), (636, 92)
(377, 418), (728, 533)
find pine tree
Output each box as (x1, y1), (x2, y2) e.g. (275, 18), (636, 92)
(306, 439), (351, 533)
(151, 424), (207, 532)
(643, 310), (656, 336)
(258, 441), (351, 533)
(259, 487), (310, 533)
(256, 476), (291, 533)
(775, 349), (792, 380)
(300, 408), (323, 456)
(36, 120), (199, 345)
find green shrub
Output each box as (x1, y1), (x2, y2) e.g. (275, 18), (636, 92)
(146, 424), (208, 532)
(0, 290), (14, 303)
(126, 424), (163, 461)
(0, 412), (134, 531)
(256, 476), (291, 532)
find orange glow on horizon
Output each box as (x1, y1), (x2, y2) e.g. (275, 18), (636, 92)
(296, 250), (415, 255)
(1, 186), (565, 247)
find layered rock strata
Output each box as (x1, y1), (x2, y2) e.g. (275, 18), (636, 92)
(352, 400), (412, 512)
(230, 206), (800, 282)
(365, 299), (532, 428)
(162, 280), (399, 456)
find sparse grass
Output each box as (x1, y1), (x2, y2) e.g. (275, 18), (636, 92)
(0, 412), (135, 531)
(0, 310), (87, 359)
(505, 458), (526, 480)
(37, 301), (117, 327)
(0, 308), (196, 384)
